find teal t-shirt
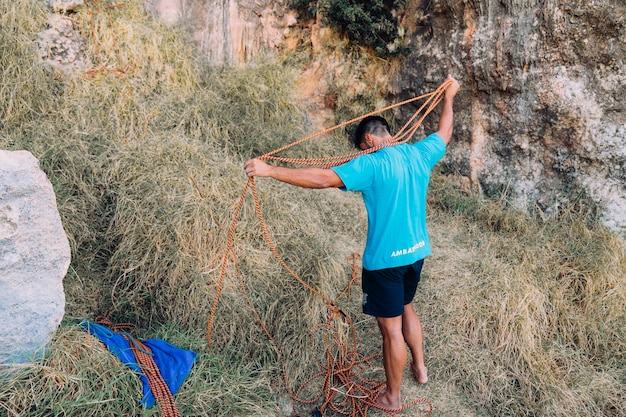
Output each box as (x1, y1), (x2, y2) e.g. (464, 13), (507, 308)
(331, 133), (446, 270)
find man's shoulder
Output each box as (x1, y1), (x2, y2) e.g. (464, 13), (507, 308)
(333, 151), (376, 176)
(415, 133), (444, 146)
(411, 133), (446, 156)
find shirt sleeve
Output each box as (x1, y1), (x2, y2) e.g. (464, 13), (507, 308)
(413, 133), (446, 169)
(331, 154), (375, 192)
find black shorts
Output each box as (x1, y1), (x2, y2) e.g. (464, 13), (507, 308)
(362, 259), (424, 318)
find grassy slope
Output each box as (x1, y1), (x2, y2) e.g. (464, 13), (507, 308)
(1, 1), (625, 416)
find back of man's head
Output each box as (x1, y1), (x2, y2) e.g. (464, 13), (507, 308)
(351, 116), (390, 149)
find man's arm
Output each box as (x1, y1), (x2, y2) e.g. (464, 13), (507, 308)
(436, 76), (460, 146)
(244, 158), (345, 189)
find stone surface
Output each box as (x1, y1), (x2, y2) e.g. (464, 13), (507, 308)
(172, 0), (295, 65)
(391, 0), (626, 232)
(171, 0), (624, 231)
(0, 150), (69, 364)
(37, 13), (87, 72)
(155, 0), (182, 26)
(52, 0), (84, 13)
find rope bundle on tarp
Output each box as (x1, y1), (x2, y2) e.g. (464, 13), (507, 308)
(81, 318), (196, 417)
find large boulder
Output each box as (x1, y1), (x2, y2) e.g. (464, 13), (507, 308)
(0, 150), (69, 364)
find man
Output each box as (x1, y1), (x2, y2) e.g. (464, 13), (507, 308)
(244, 76), (460, 410)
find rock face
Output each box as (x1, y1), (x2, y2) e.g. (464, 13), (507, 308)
(150, 0), (297, 65)
(392, 0), (626, 231)
(36, 0), (624, 231)
(0, 150), (69, 364)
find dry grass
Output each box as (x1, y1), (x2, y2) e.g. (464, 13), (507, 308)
(424, 177), (626, 416)
(1, 0), (625, 416)
(0, 327), (145, 416)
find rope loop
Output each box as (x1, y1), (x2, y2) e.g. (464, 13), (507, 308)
(257, 78), (452, 168)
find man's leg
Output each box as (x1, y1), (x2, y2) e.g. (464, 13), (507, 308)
(375, 315), (405, 410)
(402, 303), (428, 384)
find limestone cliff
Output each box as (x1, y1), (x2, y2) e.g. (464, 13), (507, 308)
(151, 0), (297, 65)
(395, 0), (626, 232)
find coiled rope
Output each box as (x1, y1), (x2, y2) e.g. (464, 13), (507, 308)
(94, 317), (182, 417)
(207, 79), (452, 416)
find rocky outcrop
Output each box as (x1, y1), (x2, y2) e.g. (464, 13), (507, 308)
(38, 13), (87, 72)
(151, 0), (298, 65)
(393, 0), (626, 231)
(0, 150), (69, 364)
(40, 0), (299, 67)
(158, 0), (625, 231)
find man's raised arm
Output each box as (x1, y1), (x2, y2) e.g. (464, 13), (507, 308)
(436, 76), (460, 146)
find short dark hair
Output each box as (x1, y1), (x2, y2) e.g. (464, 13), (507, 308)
(351, 116), (390, 149)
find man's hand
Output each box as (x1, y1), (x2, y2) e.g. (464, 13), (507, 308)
(444, 75), (460, 100)
(244, 158), (272, 177)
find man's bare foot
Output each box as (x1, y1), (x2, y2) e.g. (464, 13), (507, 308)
(411, 362), (428, 384)
(373, 390), (402, 412)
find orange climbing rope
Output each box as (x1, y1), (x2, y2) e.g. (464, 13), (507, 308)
(258, 78), (452, 168)
(207, 79), (452, 417)
(83, 0), (135, 79)
(94, 317), (182, 417)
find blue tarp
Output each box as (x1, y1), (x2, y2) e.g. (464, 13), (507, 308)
(80, 321), (197, 408)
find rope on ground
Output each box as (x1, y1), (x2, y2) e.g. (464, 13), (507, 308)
(207, 79), (452, 416)
(83, 0), (135, 79)
(124, 337), (182, 417)
(94, 316), (182, 417)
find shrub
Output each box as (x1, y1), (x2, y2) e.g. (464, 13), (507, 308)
(293, 0), (407, 56)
